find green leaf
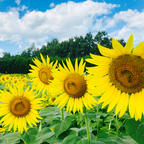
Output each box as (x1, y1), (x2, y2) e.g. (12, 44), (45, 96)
(40, 106), (61, 124)
(22, 127), (55, 144)
(125, 119), (144, 144)
(54, 115), (75, 137)
(40, 107), (59, 117)
(0, 133), (21, 144)
(63, 134), (81, 144)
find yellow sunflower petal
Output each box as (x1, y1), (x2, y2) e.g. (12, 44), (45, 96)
(134, 92), (144, 120)
(133, 41), (144, 58)
(86, 53), (111, 66)
(129, 94), (136, 118)
(66, 58), (74, 72)
(112, 38), (124, 55)
(97, 44), (119, 58)
(107, 89), (121, 112)
(75, 58), (78, 73)
(124, 34), (133, 54)
(40, 53), (46, 65)
(78, 58), (85, 74)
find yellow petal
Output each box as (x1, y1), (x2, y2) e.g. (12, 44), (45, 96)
(46, 55), (50, 65)
(107, 89), (121, 112)
(134, 92), (143, 120)
(33, 58), (42, 68)
(119, 93), (129, 117)
(97, 44), (119, 58)
(40, 53), (46, 65)
(87, 65), (109, 77)
(112, 38), (124, 55)
(78, 58), (85, 74)
(133, 41), (144, 58)
(129, 94), (135, 118)
(66, 58), (74, 72)
(124, 34), (133, 54)
(75, 58), (78, 73)
(86, 53), (111, 66)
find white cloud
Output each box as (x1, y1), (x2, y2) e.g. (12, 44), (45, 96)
(95, 9), (144, 45)
(9, 5), (28, 12)
(0, 0), (118, 49)
(15, 0), (21, 5)
(50, 2), (55, 8)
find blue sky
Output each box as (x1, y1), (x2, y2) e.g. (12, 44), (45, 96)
(0, 0), (144, 56)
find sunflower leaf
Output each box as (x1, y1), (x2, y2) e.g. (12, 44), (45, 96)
(125, 119), (144, 144)
(54, 115), (75, 137)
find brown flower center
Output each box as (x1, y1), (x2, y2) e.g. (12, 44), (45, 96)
(51, 97), (56, 102)
(109, 54), (144, 94)
(64, 73), (87, 98)
(38, 67), (53, 85)
(10, 97), (31, 117)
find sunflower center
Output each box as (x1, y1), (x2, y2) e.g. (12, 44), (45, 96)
(10, 97), (31, 117)
(109, 54), (144, 93)
(64, 73), (87, 98)
(38, 67), (53, 85)
(51, 97), (56, 102)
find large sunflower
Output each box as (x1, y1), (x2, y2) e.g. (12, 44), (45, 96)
(29, 54), (57, 94)
(86, 35), (144, 120)
(0, 84), (42, 133)
(51, 58), (97, 113)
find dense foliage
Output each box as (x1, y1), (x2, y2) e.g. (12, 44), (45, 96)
(0, 105), (139, 144)
(0, 31), (125, 73)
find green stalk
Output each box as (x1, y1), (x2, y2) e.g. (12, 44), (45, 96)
(96, 106), (99, 134)
(61, 108), (64, 120)
(115, 115), (119, 135)
(39, 121), (42, 132)
(85, 114), (91, 144)
(108, 121), (111, 132)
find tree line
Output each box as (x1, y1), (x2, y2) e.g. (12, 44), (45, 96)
(0, 31), (126, 74)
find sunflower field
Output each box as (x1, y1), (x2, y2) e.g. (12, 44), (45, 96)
(0, 35), (144, 144)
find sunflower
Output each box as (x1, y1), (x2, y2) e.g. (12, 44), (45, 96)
(0, 84), (42, 133)
(29, 54), (57, 94)
(0, 128), (6, 134)
(51, 58), (97, 113)
(86, 35), (144, 120)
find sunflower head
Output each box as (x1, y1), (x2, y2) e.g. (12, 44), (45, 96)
(109, 54), (144, 94)
(29, 54), (57, 94)
(0, 84), (42, 133)
(51, 58), (97, 114)
(64, 73), (87, 98)
(38, 66), (53, 85)
(86, 34), (144, 120)
(10, 97), (31, 117)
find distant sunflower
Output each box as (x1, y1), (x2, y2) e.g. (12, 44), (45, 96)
(86, 35), (144, 120)
(29, 54), (57, 94)
(0, 84), (42, 133)
(51, 58), (97, 113)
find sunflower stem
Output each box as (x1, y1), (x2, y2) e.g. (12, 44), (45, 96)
(61, 108), (64, 120)
(85, 113), (91, 144)
(96, 105), (99, 134)
(115, 115), (119, 135)
(39, 121), (42, 131)
(108, 121), (111, 131)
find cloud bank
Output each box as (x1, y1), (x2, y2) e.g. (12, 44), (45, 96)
(0, 0), (144, 52)
(0, 0), (118, 48)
